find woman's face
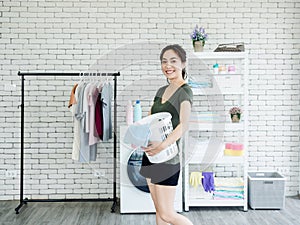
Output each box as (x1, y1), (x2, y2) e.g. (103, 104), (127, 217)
(161, 49), (185, 82)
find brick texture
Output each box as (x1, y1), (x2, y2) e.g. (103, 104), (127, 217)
(0, 0), (299, 200)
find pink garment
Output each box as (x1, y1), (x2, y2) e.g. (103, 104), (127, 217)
(88, 84), (100, 146)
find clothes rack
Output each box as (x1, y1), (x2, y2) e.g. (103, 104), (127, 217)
(15, 71), (120, 214)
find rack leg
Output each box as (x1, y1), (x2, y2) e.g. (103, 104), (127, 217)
(15, 203), (23, 214)
(111, 74), (118, 214)
(16, 74), (26, 215)
(111, 198), (118, 213)
(15, 198), (28, 214)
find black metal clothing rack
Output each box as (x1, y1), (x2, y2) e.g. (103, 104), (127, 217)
(15, 71), (120, 214)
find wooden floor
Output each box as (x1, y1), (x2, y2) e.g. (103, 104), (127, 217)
(1, 197), (300, 225)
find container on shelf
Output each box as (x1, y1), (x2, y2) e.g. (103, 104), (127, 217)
(133, 100), (142, 122)
(213, 63), (219, 74)
(218, 65), (226, 74)
(227, 65), (236, 74)
(126, 100), (133, 125)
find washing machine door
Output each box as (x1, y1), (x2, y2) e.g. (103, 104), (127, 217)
(127, 148), (150, 193)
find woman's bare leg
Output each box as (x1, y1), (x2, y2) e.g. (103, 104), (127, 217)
(154, 184), (193, 225)
(146, 178), (169, 225)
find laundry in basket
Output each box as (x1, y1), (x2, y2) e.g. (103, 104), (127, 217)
(123, 112), (178, 163)
(123, 123), (151, 148)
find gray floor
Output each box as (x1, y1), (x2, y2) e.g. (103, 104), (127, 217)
(1, 197), (300, 225)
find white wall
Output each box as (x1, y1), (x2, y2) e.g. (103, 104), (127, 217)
(0, 0), (299, 200)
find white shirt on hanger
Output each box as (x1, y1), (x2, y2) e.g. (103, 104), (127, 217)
(71, 82), (83, 161)
(83, 82), (93, 133)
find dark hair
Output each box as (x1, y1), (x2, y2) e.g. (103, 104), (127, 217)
(160, 44), (187, 80)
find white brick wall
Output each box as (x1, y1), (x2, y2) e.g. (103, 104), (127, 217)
(0, 0), (299, 200)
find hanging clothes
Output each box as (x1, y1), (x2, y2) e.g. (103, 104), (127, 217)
(75, 82), (89, 162)
(95, 88), (104, 140)
(88, 83), (100, 146)
(83, 82), (93, 133)
(82, 83), (97, 161)
(69, 83), (79, 161)
(101, 82), (113, 141)
(70, 82), (83, 161)
(69, 79), (113, 163)
(68, 83), (78, 108)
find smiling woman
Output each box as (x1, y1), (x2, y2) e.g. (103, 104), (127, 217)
(160, 44), (187, 82)
(139, 44), (193, 225)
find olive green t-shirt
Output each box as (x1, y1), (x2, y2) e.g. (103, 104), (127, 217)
(151, 83), (193, 164)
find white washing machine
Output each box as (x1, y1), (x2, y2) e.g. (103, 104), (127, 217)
(120, 125), (182, 213)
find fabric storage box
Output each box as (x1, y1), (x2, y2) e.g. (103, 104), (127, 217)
(248, 172), (285, 209)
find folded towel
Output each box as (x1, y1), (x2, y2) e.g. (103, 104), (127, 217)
(215, 187), (244, 191)
(214, 177), (244, 187)
(214, 191), (244, 197)
(213, 196), (244, 200)
(214, 189), (244, 194)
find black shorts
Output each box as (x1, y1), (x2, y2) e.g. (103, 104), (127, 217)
(139, 153), (180, 186)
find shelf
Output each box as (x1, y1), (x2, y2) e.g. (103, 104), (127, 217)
(187, 199), (245, 207)
(186, 178), (246, 210)
(189, 52), (247, 59)
(209, 73), (243, 76)
(186, 149), (244, 164)
(185, 138), (245, 164)
(191, 87), (243, 95)
(190, 73), (243, 77)
(184, 50), (248, 212)
(188, 122), (244, 131)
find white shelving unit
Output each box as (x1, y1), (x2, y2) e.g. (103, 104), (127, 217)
(184, 52), (249, 211)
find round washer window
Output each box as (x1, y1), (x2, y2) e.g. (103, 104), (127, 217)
(127, 148), (150, 193)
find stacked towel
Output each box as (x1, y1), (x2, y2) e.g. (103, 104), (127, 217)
(224, 142), (244, 156)
(188, 80), (212, 88)
(189, 112), (222, 122)
(213, 177), (244, 200)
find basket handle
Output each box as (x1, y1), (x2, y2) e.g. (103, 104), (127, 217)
(263, 181), (273, 184)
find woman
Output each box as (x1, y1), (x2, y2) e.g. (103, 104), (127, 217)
(140, 44), (193, 225)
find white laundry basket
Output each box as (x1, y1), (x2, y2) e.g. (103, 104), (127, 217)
(137, 112), (178, 163)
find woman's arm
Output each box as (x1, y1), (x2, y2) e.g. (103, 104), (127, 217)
(143, 100), (192, 156)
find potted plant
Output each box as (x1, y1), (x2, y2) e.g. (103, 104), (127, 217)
(190, 25), (208, 52)
(229, 106), (242, 123)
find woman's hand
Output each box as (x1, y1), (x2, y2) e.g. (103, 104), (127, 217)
(141, 141), (164, 156)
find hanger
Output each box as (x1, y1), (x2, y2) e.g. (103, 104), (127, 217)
(96, 72), (104, 89)
(105, 72), (109, 84)
(82, 72), (88, 83)
(78, 72), (84, 85)
(88, 72), (92, 83)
